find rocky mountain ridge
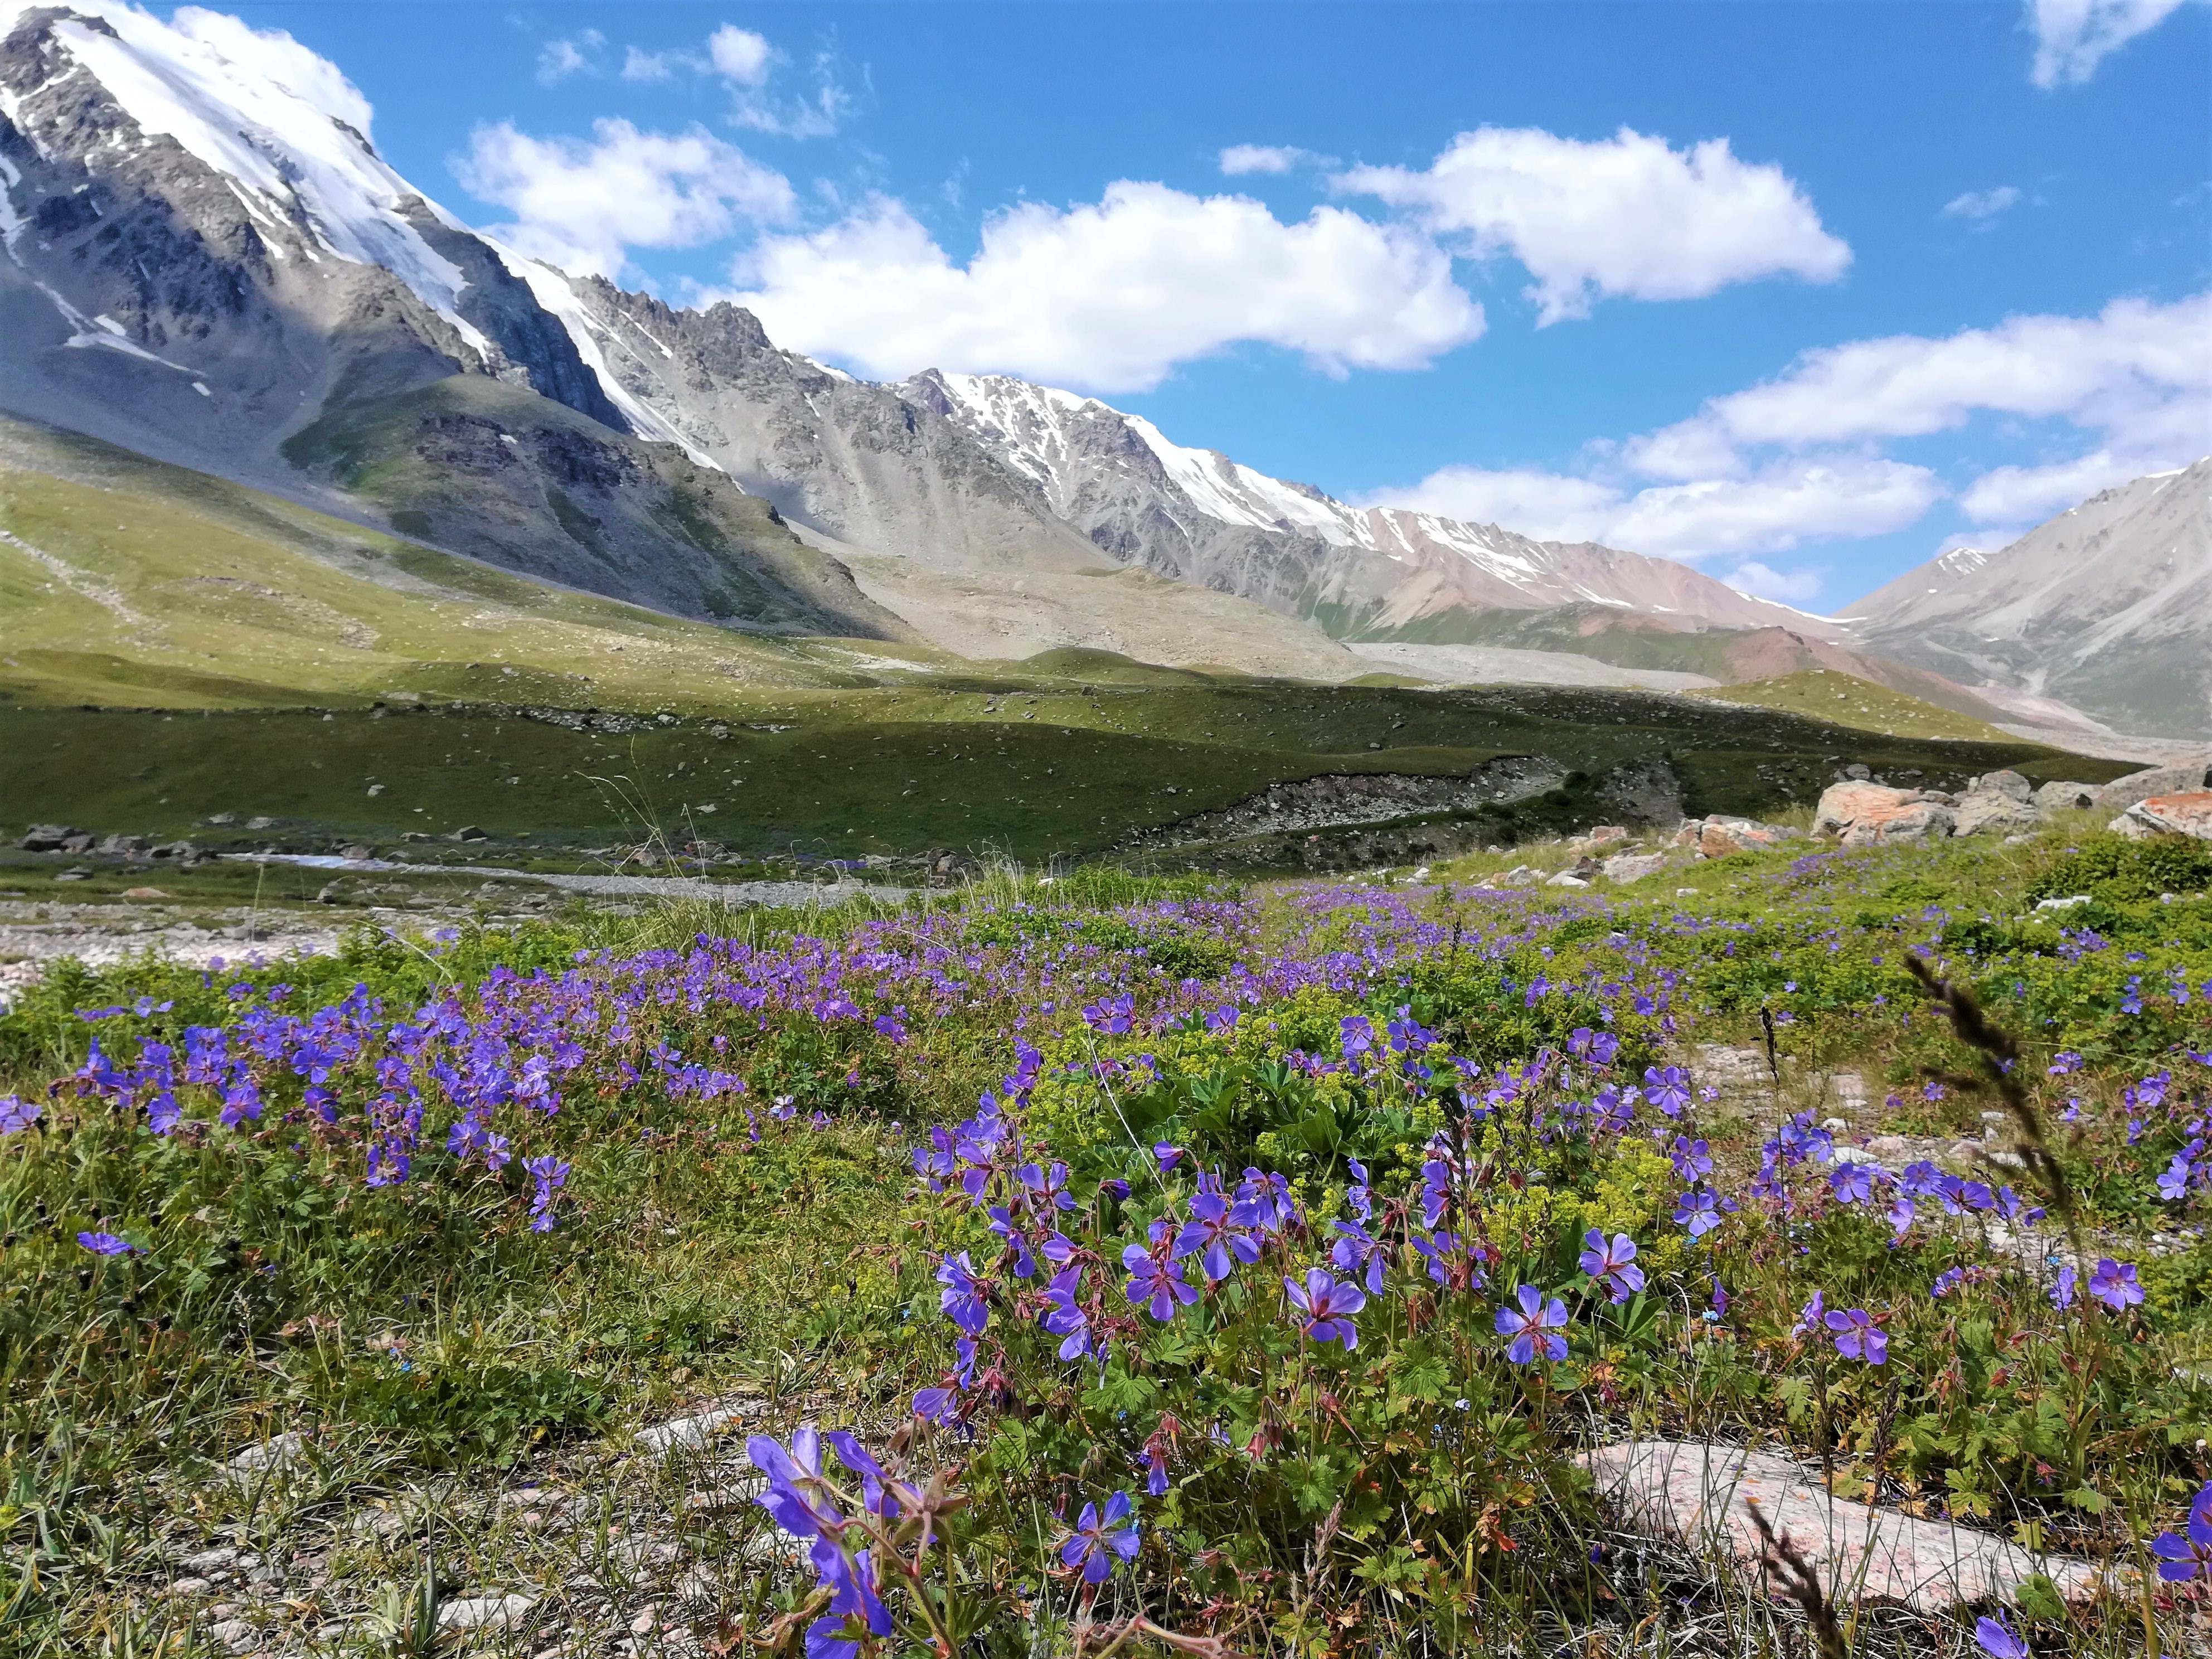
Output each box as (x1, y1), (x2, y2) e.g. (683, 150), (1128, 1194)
(1842, 460), (2211, 740)
(1, 1), (2198, 717)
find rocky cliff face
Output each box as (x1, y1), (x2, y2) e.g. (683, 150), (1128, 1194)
(1844, 459), (2211, 739)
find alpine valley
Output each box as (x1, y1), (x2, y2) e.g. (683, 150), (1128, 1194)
(0, 0), (2204, 871)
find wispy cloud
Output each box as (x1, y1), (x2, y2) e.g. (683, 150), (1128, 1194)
(1942, 185), (2024, 224)
(2027, 0), (2191, 87)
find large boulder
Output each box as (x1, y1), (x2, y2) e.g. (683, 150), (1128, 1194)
(2098, 758), (2212, 814)
(1813, 782), (1918, 840)
(2119, 790), (2212, 843)
(1952, 783), (2043, 838)
(2032, 780), (2101, 812)
(1602, 851), (1671, 885)
(1841, 800), (1956, 847)
(1967, 769), (2032, 803)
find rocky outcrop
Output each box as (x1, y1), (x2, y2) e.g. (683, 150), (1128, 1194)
(2114, 791), (2212, 842)
(1812, 769), (2081, 846)
(2097, 758), (2212, 813)
(1841, 800), (1956, 846)
(1695, 816), (1800, 857)
(1949, 770), (2041, 837)
(2032, 779), (2102, 812)
(1124, 757), (1568, 850)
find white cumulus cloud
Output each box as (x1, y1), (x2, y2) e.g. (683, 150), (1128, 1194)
(1942, 185), (2024, 222)
(1725, 561), (1827, 603)
(2028, 0), (2191, 87)
(455, 118), (796, 279)
(722, 183), (1486, 391)
(1335, 125), (1850, 324)
(1352, 290), (2208, 598)
(707, 25), (774, 85)
(1629, 293), (2211, 514)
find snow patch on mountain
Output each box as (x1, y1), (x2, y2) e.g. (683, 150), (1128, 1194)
(492, 250), (720, 468)
(0, 1), (488, 351)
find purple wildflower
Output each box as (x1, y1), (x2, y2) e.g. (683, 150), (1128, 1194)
(1577, 1230), (1645, 1303)
(1824, 1307), (1888, 1365)
(937, 1251), (991, 1336)
(1495, 1284), (1569, 1364)
(2087, 1258), (2143, 1313)
(1060, 1491), (1139, 1583)
(1284, 1266), (1366, 1348)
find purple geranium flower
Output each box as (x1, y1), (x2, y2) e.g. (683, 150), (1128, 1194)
(1122, 1244), (1198, 1322)
(747, 1429), (848, 1542)
(936, 1251), (991, 1336)
(1060, 1491), (1139, 1583)
(2087, 1257), (2143, 1313)
(1577, 1230), (1645, 1303)
(2151, 1517), (2212, 1582)
(1284, 1266), (1366, 1348)
(1643, 1066), (1692, 1116)
(1495, 1284), (1569, 1364)
(76, 1231), (138, 1256)
(1824, 1307), (1888, 1365)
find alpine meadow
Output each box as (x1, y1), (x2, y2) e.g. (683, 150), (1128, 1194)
(1, 3), (2208, 1659)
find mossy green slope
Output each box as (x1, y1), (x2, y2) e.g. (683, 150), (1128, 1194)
(1690, 669), (2019, 743)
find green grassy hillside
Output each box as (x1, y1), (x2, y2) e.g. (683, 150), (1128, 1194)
(1690, 668), (2019, 742)
(0, 415), (954, 711)
(3, 685), (2128, 865)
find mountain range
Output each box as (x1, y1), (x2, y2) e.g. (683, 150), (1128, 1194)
(1, 1), (2203, 739)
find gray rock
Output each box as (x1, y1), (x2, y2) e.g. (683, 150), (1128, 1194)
(1545, 871), (1592, 888)
(1602, 852), (1670, 885)
(1968, 769), (2032, 803)
(2032, 780), (2101, 812)
(634, 1408), (745, 1453)
(18, 824), (82, 852)
(1840, 801), (1955, 847)
(2097, 759), (2212, 813)
(206, 1618), (259, 1654)
(1578, 1440), (2102, 1611)
(1951, 790), (2042, 837)
(168, 1576), (214, 1596)
(225, 1431), (307, 1475)
(438, 1593), (537, 1632)
(2123, 790), (2212, 842)
(181, 1546), (248, 1575)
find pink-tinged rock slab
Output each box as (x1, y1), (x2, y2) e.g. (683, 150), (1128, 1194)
(2127, 790), (2212, 843)
(1813, 783), (1917, 839)
(1840, 801), (1955, 847)
(1576, 1440), (2102, 1612)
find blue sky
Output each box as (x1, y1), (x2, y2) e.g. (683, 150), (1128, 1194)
(203, 2), (2207, 607)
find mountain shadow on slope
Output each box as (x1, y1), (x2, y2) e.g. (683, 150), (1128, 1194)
(279, 376), (915, 641)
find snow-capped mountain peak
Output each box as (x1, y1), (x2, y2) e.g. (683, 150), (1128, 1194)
(904, 366), (1833, 635)
(1, 1), (487, 348)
